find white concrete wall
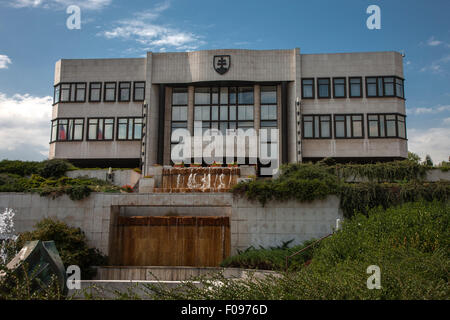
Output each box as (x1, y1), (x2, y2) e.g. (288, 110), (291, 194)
(1, 192), (342, 258)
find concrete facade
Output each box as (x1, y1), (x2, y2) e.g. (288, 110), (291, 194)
(0, 192), (342, 257)
(50, 48), (408, 175)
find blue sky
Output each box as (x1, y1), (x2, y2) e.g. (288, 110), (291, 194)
(0, 0), (449, 162)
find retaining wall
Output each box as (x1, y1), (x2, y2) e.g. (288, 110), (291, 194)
(0, 192), (342, 258)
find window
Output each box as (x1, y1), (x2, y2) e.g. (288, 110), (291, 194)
(334, 114), (364, 138)
(133, 82), (145, 101)
(50, 118), (84, 142)
(87, 118), (114, 141)
(317, 78), (330, 98)
(118, 82), (131, 102)
(53, 85), (60, 104)
(333, 78), (346, 98)
(366, 76), (405, 98)
(53, 83), (86, 103)
(367, 114), (407, 138)
(89, 82), (102, 102)
(104, 82), (116, 102)
(395, 78), (404, 98)
(349, 77), (362, 98)
(194, 86), (254, 136)
(302, 115), (332, 139)
(117, 118), (143, 140)
(301, 78), (314, 99)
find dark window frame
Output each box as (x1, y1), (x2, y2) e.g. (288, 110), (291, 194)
(302, 114), (332, 139)
(333, 114), (364, 139)
(349, 77), (363, 98)
(88, 82), (102, 102)
(86, 117), (115, 141)
(260, 85), (278, 128)
(104, 82), (117, 102)
(332, 77), (347, 98)
(118, 81), (131, 102)
(53, 82), (86, 104)
(50, 118), (84, 142)
(116, 117), (143, 141)
(365, 76), (405, 99)
(301, 78), (315, 99)
(367, 113), (407, 139)
(193, 85), (254, 134)
(133, 81), (146, 102)
(171, 87), (189, 148)
(317, 78), (331, 99)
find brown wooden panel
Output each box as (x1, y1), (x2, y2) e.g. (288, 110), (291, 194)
(112, 216), (230, 267)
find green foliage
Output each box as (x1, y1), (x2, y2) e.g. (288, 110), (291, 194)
(407, 151), (421, 164)
(339, 181), (449, 218)
(146, 201), (450, 300)
(16, 219), (107, 280)
(38, 159), (71, 178)
(336, 159), (427, 182)
(0, 264), (64, 300)
(0, 159), (74, 178)
(424, 155), (434, 167)
(0, 173), (119, 200)
(220, 239), (317, 271)
(232, 163), (340, 205)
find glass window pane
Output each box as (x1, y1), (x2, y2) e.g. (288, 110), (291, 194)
(246, 106), (254, 120)
(220, 87), (228, 104)
(211, 106), (219, 121)
(118, 122), (127, 139)
(202, 106), (210, 121)
(350, 82), (361, 97)
(303, 84), (313, 98)
(134, 121), (142, 139)
(195, 87), (209, 104)
(346, 116), (352, 137)
(220, 106), (228, 120)
(194, 106), (202, 120)
(212, 87), (219, 104)
(261, 86), (277, 104)
(386, 119), (396, 137)
(238, 87), (253, 104)
(318, 79), (330, 98)
(314, 117), (320, 138)
(173, 88), (187, 105)
(369, 120), (379, 137)
(261, 105), (269, 120)
(229, 87), (236, 104)
(398, 120), (406, 138)
(74, 123), (83, 140)
(353, 120), (362, 137)
(321, 121), (330, 138)
(238, 106), (246, 120)
(379, 115), (385, 137)
(378, 78), (383, 96)
(229, 105), (236, 120)
(336, 121), (345, 138)
(304, 122), (313, 138)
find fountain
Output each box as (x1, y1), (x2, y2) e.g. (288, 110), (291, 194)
(156, 167), (240, 192)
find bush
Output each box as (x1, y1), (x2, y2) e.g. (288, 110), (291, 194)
(38, 159), (71, 178)
(16, 219), (107, 280)
(0, 160), (42, 177)
(220, 239), (317, 271)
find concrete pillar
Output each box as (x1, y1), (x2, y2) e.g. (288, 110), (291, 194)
(163, 87), (172, 165)
(188, 86), (195, 135)
(253, 84), (260, 131)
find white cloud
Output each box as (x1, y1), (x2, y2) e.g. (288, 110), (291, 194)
(443, 117), (450, 125)
(10, 0), (111, 10)
(426, 36), (443, 47)
(408, 127), (450, 164)
(100, 1), (204, 51)
(420, 54), (450, 74)
(0, 92), (52, 160)
(407, 105), (450, 115)
(0, 55), (12, 69)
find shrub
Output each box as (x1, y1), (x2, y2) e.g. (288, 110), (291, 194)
(0, 160), (42, 177)
(16, 219), (107, 280)
(38, 159), (71, 178)
(221, 239), (317, 271)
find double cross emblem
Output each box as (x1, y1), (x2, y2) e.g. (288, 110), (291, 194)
(213, 55), (231, 75)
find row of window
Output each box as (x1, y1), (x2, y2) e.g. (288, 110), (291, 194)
(50, 117), (143, 142)
(53, 81), (145, 104)
(171, 86), (278, 145)
(302, 113), (406, 139)
(301, 76), (405, 99)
